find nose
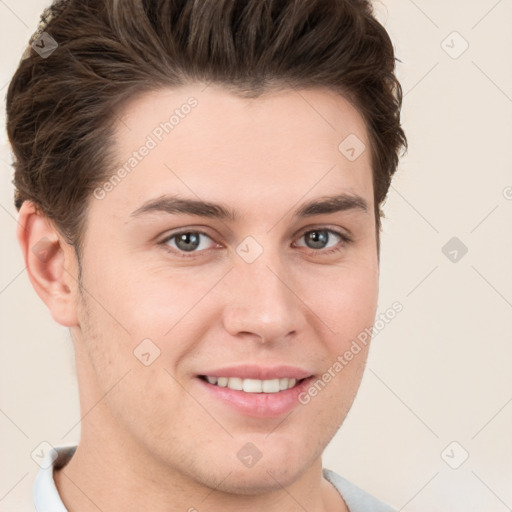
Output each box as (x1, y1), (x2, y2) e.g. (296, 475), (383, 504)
(221, 249), (307, 345)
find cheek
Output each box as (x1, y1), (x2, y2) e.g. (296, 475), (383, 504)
(305, 262), (379, 341)
(299, 260), (377, 406)
(76, 282), (191, 430)
(100, 255), (226, 335)
(299, 333), (371, 433)
(80, 255), (174, 340)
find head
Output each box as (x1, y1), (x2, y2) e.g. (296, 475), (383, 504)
(7, 0), (406, 495)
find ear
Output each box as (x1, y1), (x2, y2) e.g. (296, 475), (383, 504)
(17, 201), (80, 327)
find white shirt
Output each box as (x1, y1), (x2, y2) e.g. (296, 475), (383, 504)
(31, 446), (397, 512)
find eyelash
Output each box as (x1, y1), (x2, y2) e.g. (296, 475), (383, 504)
(159, 228), (353, 259)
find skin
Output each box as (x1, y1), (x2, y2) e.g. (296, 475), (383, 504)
(18, 84), (379, 512)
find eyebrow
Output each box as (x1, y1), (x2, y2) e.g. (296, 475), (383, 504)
(129, 193), (368, 221)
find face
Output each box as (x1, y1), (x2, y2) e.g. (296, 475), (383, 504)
(72, 84), (379, 493)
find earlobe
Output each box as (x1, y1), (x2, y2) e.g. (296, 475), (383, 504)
(17, 201), (80, 328)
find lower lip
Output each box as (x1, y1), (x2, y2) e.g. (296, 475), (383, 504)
(196, 377), (314, 418)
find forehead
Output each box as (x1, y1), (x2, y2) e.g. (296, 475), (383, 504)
(96, 84), (373, 222)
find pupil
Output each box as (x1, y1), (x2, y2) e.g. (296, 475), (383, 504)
(307, 230), (328, 249)
(177, 232), (200, 252)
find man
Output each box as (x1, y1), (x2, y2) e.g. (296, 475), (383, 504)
(6, 0), (407, 510)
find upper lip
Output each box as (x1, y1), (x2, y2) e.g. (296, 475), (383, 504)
(198, 365), (313, 380)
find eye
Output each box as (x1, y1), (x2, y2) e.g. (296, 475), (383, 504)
(294, 228), (352, 255)
(160, 227), (352, 259)
(161, 230), (217, 257)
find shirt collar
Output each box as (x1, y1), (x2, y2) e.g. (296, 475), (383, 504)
(33, 445), (76, 512)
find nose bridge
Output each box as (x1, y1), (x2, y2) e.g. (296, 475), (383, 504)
(222, 242), (303, 343)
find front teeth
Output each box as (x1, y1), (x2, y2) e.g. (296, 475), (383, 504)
(204, 376), (297, 393)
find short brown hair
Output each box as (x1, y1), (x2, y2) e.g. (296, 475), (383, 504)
(6, 0), (407, 257)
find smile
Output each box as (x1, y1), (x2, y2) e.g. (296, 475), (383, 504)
(199, 376), (301, 393)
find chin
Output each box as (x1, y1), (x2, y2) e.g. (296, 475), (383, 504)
(198, 435), (319, 495)
(212, 462), (308, 495)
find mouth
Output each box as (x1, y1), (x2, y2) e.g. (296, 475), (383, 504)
(195, 368), (315, 418)
(198, 375), (306, 393)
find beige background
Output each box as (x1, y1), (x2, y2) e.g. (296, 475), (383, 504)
(1, 1), (511, 511)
